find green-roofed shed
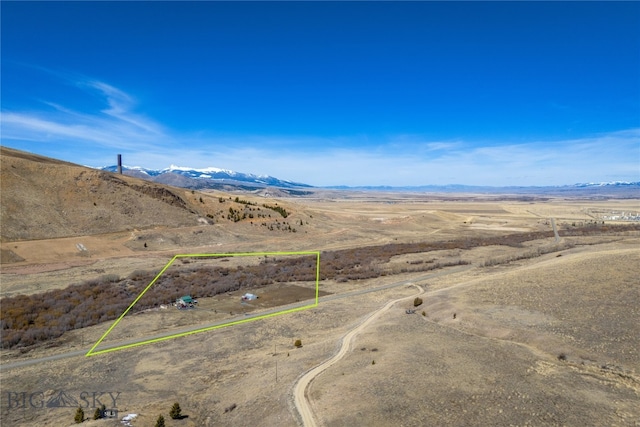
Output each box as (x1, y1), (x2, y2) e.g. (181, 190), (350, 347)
(178, 295), (193, 304)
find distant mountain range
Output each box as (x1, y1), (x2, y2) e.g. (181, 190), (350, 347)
(100, 164), (314, 193)
(99, 164), (639, 196)
(327, 181), (640, 196)
(572, 181), (640, 188)
(329, 181), (640, 190)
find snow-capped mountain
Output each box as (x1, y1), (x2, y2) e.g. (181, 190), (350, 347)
(100, 164), (312, 190)
(573, 181), (640, 188)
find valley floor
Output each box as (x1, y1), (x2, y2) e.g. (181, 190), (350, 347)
(1, 198), (639, 426)
(1, 238), (639, 427)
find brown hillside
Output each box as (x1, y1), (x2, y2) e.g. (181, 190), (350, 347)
(0, 146), (206, 242)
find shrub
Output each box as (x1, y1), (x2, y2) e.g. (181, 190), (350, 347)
(294, 339), (302, 348)
(93, 406), (103, 420)
(100, 274), (120, 283)
(155, 414), (165, 427)
(413, 297), (423, 307)
(170, 402), (182, 419)
(74, 406), (84, 423)
(5, 224), (637, 350)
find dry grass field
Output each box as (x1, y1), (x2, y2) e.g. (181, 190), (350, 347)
(2, 199), (639, 427)
(309, 244), (640, 427)
(1, 149), (639, 426)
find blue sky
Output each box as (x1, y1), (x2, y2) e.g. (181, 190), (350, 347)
(2, 1), (639, 187)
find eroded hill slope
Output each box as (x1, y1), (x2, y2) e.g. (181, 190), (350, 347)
(0, 147), (203, 241)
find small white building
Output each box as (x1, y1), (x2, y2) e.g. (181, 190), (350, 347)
(241, 293), (258, 301)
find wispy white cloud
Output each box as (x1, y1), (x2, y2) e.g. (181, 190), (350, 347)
(122, 130), (637, 187)
(2, 77), (170, 155)
(2, 77), (638, 187)
(188, 130), (638, 186)
(80, 80), (163, 134)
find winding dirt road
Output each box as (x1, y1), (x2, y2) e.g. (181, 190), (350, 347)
(292, 284), (425, 427)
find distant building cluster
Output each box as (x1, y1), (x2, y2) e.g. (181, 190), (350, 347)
(601, 212), (640, 221)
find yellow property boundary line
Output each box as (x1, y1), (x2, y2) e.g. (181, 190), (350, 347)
(86, 251), (321, 356)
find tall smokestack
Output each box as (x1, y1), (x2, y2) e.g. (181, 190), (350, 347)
(117, 154), (122, 174)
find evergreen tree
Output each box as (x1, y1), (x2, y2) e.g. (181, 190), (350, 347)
(93, 407), (102, 420)
(74, 406), (84, 423)
(93, 404), (106, 420)
(170, 402), (182, 419)
(155, 414), (166, 427)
